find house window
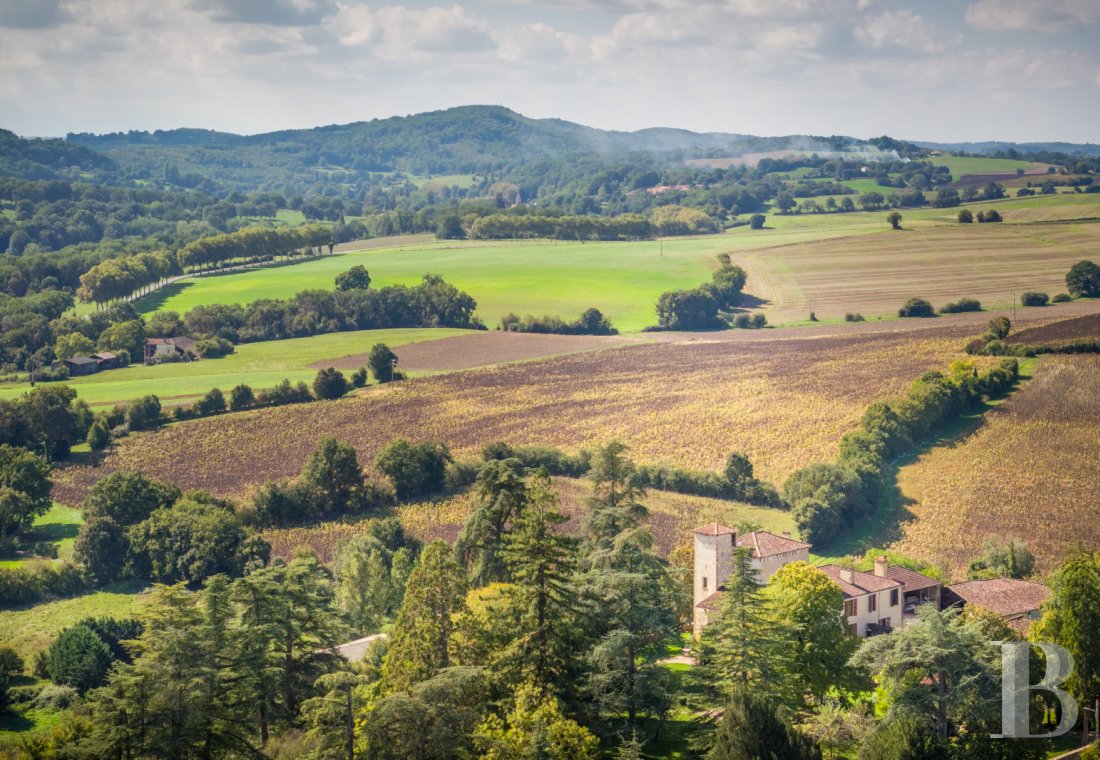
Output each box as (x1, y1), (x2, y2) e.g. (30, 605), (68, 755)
(879, 617), (891, 629)
(844, 599), (857, 617)
(702, 577), (707, 591)
(868, 595), (877, 613)
(890, 589), (899, 606)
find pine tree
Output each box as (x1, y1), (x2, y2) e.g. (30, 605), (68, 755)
(455, 457), (529, 586)
(582, 441), (647, 557)
(502, 470), (583, 701)
(708, 686), (821, 760)
(382, 540), (468, 692)
(695, 547), (791, 705)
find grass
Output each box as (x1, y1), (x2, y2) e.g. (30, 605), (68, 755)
(0, 327), (464, 408)
(0, 580), (150, 661)
(928, 154), (1050, 177)
(0, 504), (83, 569)
(131, 194), (1100, 332)
(275, 208), (306, 225)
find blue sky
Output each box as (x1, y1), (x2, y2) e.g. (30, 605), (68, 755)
(1, 0), (1097, 143)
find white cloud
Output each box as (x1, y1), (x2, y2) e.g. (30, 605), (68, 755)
(965, 0), (1100, 33)
(855, 9), (950, 54)
(328, 4), (493, 55)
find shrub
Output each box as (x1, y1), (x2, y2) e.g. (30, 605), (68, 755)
(898, 298), (935, 318)
(193, 387), (227, 416)
(749, 214), (766, 229)
(480, 442), (591, 477)
(938, 298), (982, 314)
(368, 344), (399, 383)
(229, 384), (255, 411)
(733, 314), (751, 329)
(0, 646), (22, 709)
(375, 439), (453, 500)
(1020, 292), (1049, 307)
(313, 367), (349, 400)
(351, 368), (368, 388)
(845, 313), (865, 322)
(1066, 260), (1100, 298)
(655, 288), (721, 330)
(1051, 293), (1072, 303)
(125, 394), (162, 431)
(751, 313), (768, 328)
(0, 562), (86, 606)
(73, 516), (128, 584)
(257, 378), (313, 406)
(46, 624), (112, 693)
(31, 683), (77, 711)
(195, 336), (234, 359)
(978, 209), (1003, 223)
(957, 209), (973, 223)
(86, 420), (110, 450)
(986, 316), (1011, 339)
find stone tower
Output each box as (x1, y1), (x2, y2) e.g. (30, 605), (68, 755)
(693, 522), (736, 637)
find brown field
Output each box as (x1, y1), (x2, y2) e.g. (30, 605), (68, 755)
(53, 327), (976, 506)
(1006, 312), (1100, 346)
(312, 331), (645, 372)
(738, 222), (1100, 323)
(262, 476), (795, 563)
(892, 355), (1100, 577)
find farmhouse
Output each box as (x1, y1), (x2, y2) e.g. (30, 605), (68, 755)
(942, 578), (1050, 635)
(692, 523), (942, 638)
(145, 336), (198, 363)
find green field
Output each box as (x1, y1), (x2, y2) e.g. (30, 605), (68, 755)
(0, 328), (464, 408)
(928, 154), (1049, 177)
(125, 194), (1100, 333)
(0, 580), (150, 660)
(0, 504), (82, 569)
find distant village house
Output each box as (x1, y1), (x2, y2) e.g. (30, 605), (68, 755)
(145, 337), (198, 363)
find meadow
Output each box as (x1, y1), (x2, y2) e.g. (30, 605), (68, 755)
(52, 325), (976, 506)
(892, 354), (1100, 576)
(0, 327), (465, 408)
(926, 154), (1051, 177)
(132, 194), (1100, 332)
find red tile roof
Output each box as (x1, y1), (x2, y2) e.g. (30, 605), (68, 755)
(818, 564), (901, 598)
(945, 579), (1050, 619)
(886, 565), (941, 592)
(736, 531), (811, 559)
(697, 591), (724, 610)
(693, 522), (735, 536)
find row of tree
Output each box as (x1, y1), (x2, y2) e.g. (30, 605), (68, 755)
(654, 254), (748, 330)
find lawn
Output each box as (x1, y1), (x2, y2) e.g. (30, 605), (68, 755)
(0, 580), (150, 661)
(0, 504), (83, 569)
(0, 327), (465, 408)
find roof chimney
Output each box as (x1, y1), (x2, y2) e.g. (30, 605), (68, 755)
(875, 556), (889, 578)
(839, 567), (855, 584)
(782, 531), (791, 539)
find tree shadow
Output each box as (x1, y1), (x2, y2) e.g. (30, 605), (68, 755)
(728, 293), (771, 313)
(133, 281), (193, 312)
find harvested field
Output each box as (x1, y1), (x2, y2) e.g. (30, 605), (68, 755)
(312, 331), (646, 372)
(1006, 312), (1100, 347)
(262, 477), (794, 563)
(739, 221), (1100, 323)
(54, 327), (975, 505)
(892, 355), (1100, 577)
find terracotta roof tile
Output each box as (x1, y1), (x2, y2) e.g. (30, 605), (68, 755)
(735, 531), (810, 558)
(886, 565), (941, 592)
(693, 522), (735, 536)
(945, 579), (1050, 618)
(819, 564), (901, 598)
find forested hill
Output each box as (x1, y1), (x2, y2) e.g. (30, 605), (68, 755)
(60, 105), (859, 189)
(0, 128), (117, 181)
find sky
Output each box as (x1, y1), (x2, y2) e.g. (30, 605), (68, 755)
(1, 0), (1098, 143)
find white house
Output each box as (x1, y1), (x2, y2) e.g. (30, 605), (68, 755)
(692, 523), (941, 638)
